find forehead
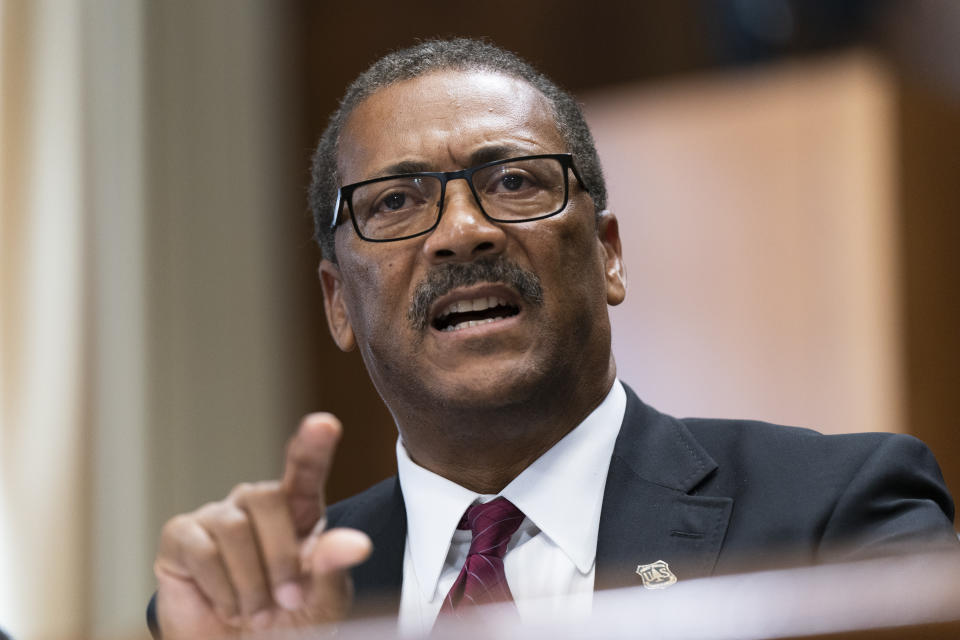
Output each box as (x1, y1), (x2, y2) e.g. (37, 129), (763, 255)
(337, 70), (566, 183)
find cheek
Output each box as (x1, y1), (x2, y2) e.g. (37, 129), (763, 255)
(551, 219), (606, 290)
(341, 255), (411, 337)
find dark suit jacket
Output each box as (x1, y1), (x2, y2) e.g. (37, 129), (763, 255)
(328, 385), (959, 612)
(148, 386), (958, 631)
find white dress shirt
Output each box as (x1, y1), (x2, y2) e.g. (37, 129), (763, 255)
(396, 380), (627, 637)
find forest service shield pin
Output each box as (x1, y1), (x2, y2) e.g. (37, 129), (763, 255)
(636, 560), (677, 589)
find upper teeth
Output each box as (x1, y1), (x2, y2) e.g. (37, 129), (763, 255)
(437, 296), (508, 318)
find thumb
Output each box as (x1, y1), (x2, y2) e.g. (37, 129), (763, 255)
(301, 528), (373, 622)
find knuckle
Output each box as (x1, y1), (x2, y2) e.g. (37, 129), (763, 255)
(195, 499), (231, 521)
(234, 480), (283, 509)
(246, 480), (282, 501)
(229, 482), (256, 499)
(213, 509), (252, 543)
(160, 513), (192, 540)
(185, 534), (220, 569)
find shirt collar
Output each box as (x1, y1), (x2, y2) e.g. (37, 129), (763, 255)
(396, 380), (627, 601)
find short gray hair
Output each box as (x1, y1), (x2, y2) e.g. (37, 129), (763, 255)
(308, 37), (607, 261)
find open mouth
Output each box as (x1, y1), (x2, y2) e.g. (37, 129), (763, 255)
(432, 296), (520, 332)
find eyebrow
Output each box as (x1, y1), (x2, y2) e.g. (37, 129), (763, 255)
(466, 145), (519, 166)
(372, 160), (432, 177)
(369, 145), (527, 179)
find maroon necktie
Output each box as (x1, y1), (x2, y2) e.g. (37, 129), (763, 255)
(439, 497), (525, 614)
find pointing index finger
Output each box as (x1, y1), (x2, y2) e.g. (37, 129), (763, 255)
(282, 413), (342, 537)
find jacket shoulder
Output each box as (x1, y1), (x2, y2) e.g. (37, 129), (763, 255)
(677, 416), (957, 561)
(327, 475), (402, 534)
(679, 416), (936, 486)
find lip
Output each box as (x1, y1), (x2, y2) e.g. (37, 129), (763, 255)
(427, 283), (524, 335)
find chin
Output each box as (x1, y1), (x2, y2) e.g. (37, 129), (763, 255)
(429, 363), (556, 411)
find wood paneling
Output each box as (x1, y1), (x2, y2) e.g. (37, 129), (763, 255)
(898, 77), (960, 501)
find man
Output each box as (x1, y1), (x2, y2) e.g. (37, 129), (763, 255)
(149, 38), (958, 638)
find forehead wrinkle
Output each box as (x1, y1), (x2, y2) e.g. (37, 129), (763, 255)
(370, 144), (540, 180)
(337, 70), (566, 184)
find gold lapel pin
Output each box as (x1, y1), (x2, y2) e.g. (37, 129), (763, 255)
(636, 559), (677, 589)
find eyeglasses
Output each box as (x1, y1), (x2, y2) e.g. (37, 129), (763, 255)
(332, 153), (587, 242)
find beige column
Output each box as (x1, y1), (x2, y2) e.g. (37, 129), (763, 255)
(0, 0), (90, 635)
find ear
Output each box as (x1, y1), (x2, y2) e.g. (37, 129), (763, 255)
(597, 210), (626, 306)
(319, 259), (356, 352)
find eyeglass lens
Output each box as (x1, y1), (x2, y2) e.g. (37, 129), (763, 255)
(349, 157), (567, 240)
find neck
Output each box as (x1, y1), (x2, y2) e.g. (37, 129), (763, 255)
(395, 365), (617, 494)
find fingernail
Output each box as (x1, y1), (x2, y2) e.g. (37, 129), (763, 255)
(274, 581), (305, 611)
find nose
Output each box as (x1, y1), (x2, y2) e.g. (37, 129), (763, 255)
(421, 179), (507, 263)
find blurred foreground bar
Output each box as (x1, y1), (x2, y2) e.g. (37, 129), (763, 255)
(291, 550), (960, 639)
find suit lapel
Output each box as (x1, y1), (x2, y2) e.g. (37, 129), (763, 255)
(595, 386), (733, 590)
(343, 477), (407, 614)
(346, 387), (734, 608)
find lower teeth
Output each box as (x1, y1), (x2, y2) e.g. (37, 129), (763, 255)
(443, 316), (505, 332)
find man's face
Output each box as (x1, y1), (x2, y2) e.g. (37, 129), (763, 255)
(320, 70), (625, 420)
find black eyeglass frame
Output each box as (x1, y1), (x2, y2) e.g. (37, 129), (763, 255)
(331, 153), (589, 243)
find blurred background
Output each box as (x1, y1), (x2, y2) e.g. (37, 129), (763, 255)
(1, 0), (958, 638)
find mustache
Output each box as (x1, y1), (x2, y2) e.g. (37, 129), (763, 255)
(408, 257), (543, 331)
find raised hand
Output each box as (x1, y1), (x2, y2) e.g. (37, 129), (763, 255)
(153, 413), (372, 637)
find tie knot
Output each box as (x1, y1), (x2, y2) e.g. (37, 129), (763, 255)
(459, 497), (525, 559)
